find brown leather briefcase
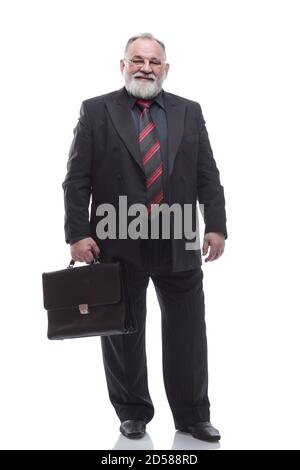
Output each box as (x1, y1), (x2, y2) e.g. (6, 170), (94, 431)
(42, 259), (137, 340)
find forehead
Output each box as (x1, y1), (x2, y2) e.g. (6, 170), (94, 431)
(127, 38), (164, 59)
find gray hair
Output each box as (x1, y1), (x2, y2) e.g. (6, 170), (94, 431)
(124, 32), (167, 59)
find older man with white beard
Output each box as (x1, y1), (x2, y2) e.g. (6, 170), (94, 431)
(63, 32), (227, 443)
(121, 37), (169, 100)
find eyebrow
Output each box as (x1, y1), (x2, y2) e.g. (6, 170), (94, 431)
(131, 55), (161, 60)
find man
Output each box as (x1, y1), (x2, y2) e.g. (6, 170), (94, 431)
(62, 33), (227, 442)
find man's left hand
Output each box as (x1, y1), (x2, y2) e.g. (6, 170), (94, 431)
(202, 232), (225, 262)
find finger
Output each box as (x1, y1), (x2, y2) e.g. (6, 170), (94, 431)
(71, 251), (81, 262)
(91, 243), (100, 257)
(215, 249), (224, 260)
(202, 238), (209, 255)
(208, 244), (225, 261)
(204, 246), (218, 262)
(84, 250), (94, 264)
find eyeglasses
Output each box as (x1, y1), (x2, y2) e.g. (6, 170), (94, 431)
(124, 58), (164, 68)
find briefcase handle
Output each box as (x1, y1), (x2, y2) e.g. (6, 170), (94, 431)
(67, 257), (101, 269)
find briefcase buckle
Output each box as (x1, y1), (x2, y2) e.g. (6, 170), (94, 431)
(79, 304), (90, 315)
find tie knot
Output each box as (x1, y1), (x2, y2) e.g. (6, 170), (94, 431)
(136, 99), (153, 112)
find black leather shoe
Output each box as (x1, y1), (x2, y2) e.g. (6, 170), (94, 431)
(120, 420), (146, 439)
(177, 421), (221, 442)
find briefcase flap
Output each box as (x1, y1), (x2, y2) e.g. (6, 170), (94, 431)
(42, 262), (122, 311)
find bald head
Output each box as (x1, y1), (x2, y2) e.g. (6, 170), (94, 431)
(124, 32), (167, 60)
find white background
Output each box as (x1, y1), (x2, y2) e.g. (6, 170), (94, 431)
(1, 0), (299, 450)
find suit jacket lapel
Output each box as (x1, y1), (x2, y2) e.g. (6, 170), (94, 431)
(105, 86), (186, 176)
(106, 87), (143, 172)
(163, 90), (186, 176)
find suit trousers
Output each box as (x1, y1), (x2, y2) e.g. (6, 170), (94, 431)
(100, 243), (210, 428)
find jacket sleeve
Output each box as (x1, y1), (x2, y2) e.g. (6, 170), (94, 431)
(196, 105), (228, 239)
(62, 102), (93, 244)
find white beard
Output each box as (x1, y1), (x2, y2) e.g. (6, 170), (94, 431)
(123, 70), (166, 99)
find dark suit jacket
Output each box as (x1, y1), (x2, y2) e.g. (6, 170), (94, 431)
(62, 86), (227, 272)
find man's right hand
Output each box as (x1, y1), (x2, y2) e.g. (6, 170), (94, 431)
(70, 237), (100, 263)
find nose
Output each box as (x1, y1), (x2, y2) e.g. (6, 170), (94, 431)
(140, 60), (152, 73)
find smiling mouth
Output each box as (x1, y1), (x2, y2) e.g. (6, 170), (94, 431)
(135, 76), (154, 81)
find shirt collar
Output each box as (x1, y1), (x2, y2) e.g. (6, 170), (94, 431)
(124, 86), (165, 110)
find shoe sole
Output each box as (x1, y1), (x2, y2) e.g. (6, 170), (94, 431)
(120, 431), (145, 439)
(119, 426), (145, 439)
(176, 426), (220, 442)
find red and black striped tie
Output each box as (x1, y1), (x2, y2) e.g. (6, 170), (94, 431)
(136, 98), (164, 214)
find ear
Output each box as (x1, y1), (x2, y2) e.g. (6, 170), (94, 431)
(120, 59), (125, 74)
(164, 63), (170, 78)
